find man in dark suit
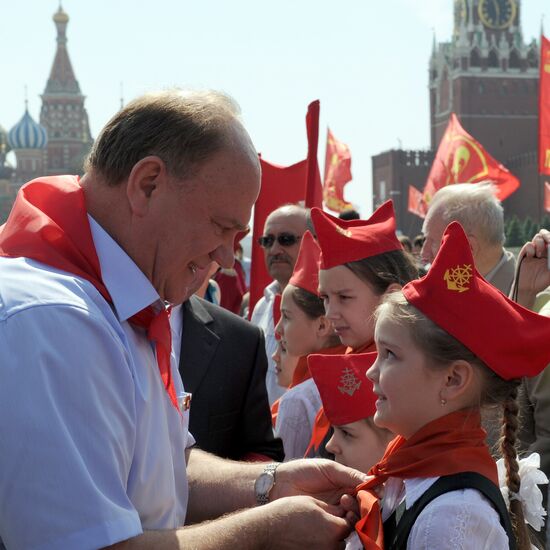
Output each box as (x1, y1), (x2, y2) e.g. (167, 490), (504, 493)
(178, 295), (284, 461)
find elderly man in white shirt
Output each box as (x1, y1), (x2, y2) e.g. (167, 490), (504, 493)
(0, 90), (365, 550)
(251, 204), (308, 405)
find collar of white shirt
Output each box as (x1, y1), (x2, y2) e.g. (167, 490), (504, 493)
(382, 476), (439, 521)
(264, 280), (281, 300)
(88, 215), (161, 322)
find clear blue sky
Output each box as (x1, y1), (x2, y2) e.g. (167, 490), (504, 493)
(1, 0), (548, 217)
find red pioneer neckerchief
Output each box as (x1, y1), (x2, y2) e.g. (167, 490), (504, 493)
(354, 409), (497, 549)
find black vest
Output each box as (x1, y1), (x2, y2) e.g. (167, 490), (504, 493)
(382, 472), (516, 550)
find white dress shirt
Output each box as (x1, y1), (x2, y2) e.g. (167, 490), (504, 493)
(250, 280), (286, 405)
(0, 217), (194, 550)
(275, 378), (322, 460)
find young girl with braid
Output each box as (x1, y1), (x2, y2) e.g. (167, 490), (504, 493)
(305, 201), (418, 456)
(353, 222), (550, 550)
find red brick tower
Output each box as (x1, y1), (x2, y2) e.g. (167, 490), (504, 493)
(40, 5), (93, 175)
(373, 0), (542, 235)
(429, 0), (540, 220)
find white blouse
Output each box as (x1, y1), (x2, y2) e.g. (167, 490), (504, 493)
(275, 378), (321, 460)
(346, 476), (510, 550)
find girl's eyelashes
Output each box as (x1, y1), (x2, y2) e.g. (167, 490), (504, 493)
(339, 428), (354, 439)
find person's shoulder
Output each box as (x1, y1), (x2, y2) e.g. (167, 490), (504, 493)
(278, 380), (320, 414)
(409, 487), (508, 549)
(0, 256), (107, 320)
(282, 379), (317, 401)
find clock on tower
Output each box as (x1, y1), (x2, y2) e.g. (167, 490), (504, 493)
(478, 0), (517, 30)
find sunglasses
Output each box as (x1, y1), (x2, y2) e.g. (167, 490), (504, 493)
(257, 233), (302, 249)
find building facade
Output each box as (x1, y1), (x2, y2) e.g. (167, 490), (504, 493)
(373, 0), (542, 236)
(0, 6), (93, 222)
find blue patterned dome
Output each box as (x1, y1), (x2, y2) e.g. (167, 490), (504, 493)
(8, 109), (48, 150)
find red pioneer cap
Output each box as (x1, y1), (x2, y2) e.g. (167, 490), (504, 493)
(308, 352), (378, 425)
(311, 200), (402, 269)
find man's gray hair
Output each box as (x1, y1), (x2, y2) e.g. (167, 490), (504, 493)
(85, 88), (242, 185)
(427, 182), (505, 245)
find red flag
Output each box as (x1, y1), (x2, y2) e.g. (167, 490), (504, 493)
(305, 101), (323, 208)
(248, 159), (308, 317)
(545, 182), (550, 212)
(323, 128), (353, 212)
(422, 113), (520, 206)
(408, 185), (428, 218)
(248, 101), (322, 317)
(539, 35), (550, 175)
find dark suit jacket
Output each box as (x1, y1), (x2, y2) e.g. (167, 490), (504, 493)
(179, 296), (284, 461)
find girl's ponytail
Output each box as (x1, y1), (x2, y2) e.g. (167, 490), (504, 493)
(500, 383), (538, 550)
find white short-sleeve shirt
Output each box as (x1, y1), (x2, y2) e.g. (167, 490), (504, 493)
(0, 217), (194, 550)
(275, 378), (321, 460)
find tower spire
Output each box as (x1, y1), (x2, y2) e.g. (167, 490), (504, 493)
(39, 5), (93, 177)
(44, 5), (79, 94)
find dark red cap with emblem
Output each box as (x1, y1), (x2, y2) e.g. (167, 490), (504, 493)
(288, 231), (321, 296)
(310, 200), (402, 269)
(308, 352), (378, 425)
(402, 221), (550, 380)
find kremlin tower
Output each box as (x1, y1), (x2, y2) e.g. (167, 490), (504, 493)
(0, 3), (93, 214)
(40, 5), (93, 175)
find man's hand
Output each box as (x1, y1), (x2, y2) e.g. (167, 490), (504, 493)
(271, 458), (367, 505)
(265, 496), (352, 550)
(339, 493), (361, 526)
(513, 229), (550, 308)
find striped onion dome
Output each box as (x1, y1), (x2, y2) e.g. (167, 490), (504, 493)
(8, 109), (48, 150)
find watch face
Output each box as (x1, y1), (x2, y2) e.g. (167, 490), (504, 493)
(255, 472), (274, 495)
(478, 0), (517, 30)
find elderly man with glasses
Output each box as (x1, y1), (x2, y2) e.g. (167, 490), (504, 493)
(251, 204), (308, 405)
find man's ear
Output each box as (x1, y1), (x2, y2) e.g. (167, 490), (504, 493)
(126, 156), (166, 217)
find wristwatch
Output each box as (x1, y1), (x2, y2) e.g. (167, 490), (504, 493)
(254, 462), (280, 505)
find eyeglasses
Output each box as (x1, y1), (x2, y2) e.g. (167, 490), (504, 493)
(257, 233), (302, 249)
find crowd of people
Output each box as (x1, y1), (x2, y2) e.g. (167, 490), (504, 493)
(1, 88), (550, 549)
